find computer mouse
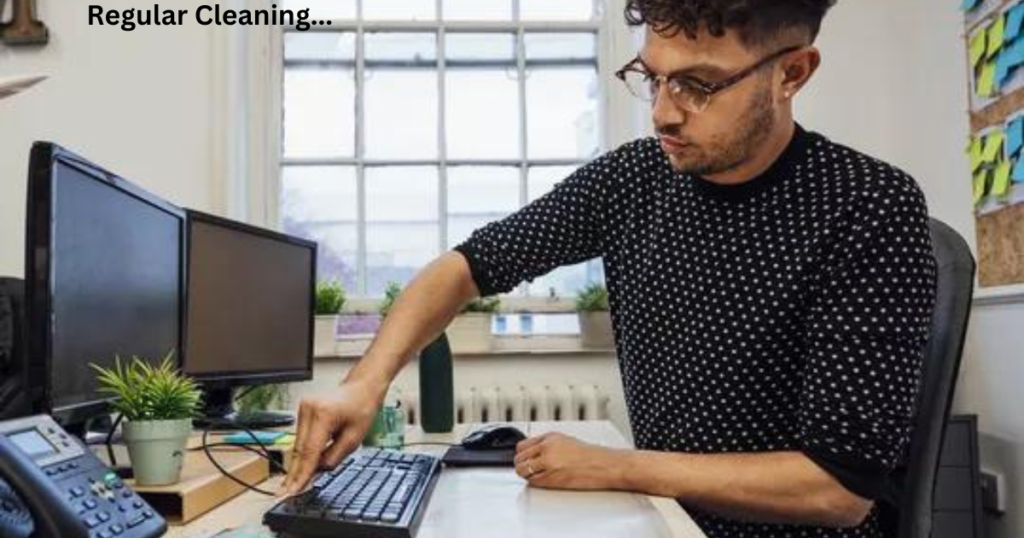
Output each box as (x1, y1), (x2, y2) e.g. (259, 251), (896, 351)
(460, 424), (527, 451)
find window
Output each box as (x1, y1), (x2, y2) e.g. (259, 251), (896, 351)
(279, 0), (609, 298)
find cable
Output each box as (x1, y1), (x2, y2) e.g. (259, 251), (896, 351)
(200, 420), (284, 496)
(192, 443), (289, 474)
(401, 442), (459, 448)
(105, 413), (124, 469)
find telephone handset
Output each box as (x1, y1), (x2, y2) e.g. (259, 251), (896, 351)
(0, 415), (166, 538)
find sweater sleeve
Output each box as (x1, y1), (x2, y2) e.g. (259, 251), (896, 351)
(453, 142), (636, 295)
(797, 173), (938, 501)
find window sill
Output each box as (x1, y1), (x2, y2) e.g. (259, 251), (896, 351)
(317, 335), (614, 360)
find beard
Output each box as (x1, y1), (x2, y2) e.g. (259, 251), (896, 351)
(660, 80), (777, 176)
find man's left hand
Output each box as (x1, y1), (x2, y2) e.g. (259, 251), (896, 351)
(513, 432), (626, 490)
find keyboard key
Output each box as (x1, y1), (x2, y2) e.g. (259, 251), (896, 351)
(381, 510), (401, 523)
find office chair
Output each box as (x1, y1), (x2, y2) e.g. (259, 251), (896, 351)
(880, 218), (975, 538)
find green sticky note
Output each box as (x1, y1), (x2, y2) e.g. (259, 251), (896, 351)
(971, 28), (988, 67)
(983, 132), (1005, 162)
(979, 61), (998, 96)
(993, 160), (1013, 196)
(969, 137), (984, 172)
(988, 15), (1006, 59)
(974, 169), (989, 205)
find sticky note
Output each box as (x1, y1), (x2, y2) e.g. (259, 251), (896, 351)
(970, 137), (985, 171)
(993, 160), (1012, 196)
(1013, 157), (1024, 182)
(1008, 118), (1024, 157)
(983, 132), (1005, 162)
(996, 49), (1016, 85)
(974, 170), (989, 205)
(989, 15), (1007, 59)
(962, 0), (980, 11)
(979, 61), (998, 96)
(1008, 5), (1024, 42)
(971, 28), (989, 67)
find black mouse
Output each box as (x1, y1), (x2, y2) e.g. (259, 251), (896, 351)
(461, 424), (527, 450)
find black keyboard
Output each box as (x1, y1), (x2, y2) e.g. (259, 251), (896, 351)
(264, 448), (441, 538)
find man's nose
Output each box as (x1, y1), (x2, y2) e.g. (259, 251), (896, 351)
(651, 82), (685, 133)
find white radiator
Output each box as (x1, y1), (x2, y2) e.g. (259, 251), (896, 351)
(393, 384), (609, 426)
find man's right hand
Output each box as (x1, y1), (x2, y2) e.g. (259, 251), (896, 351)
(279, 379), (385, 496)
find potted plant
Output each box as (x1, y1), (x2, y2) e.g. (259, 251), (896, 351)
(378, 281), (402, 319)
(314, 280), (346, 356)
(575, 284), (613, 349)
(91, 354), (203, 486)
(447, 296), (500, 354)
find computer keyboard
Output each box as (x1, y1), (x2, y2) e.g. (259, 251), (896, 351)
(264, 447), (441, 538)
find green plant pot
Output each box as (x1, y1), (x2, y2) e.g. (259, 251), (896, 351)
(122, 418), (192, 486)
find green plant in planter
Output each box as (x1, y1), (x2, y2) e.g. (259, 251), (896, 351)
(461, 296), (501, 314)
(91, 354), (203, 421)
(575, 283), (609, 312)
(236, 384), (288, 415)
(378, 281), (403, 318)
(315, 280), (346, 316)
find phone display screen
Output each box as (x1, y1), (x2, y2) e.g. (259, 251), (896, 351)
(8, 429), (58, 459)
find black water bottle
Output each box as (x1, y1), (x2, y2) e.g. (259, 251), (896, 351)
(419, 332), (454, 433)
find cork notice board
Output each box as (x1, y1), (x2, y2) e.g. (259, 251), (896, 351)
(964, 0), (1024, 286)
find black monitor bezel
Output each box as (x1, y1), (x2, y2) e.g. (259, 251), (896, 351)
(182, 209), (316, 388)
(24, 142), (188, 427)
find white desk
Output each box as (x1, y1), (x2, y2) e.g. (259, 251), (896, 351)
(167, 421), (707, 538)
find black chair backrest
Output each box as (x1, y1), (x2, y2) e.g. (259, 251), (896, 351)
(891, 218), (975, 538)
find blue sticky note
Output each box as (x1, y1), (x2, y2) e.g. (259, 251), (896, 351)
(1008, 5), (1024, 42)
(962, 0), (980, 11)
(1013, 37), (1024, 65)
(1013, 157), (1024, 182)
(1009, 118), (1024, 158)
(223, 431), (286, 445)
(997, 49), (1015, 85)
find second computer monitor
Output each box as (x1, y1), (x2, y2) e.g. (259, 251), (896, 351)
(183, 211), (315, 427)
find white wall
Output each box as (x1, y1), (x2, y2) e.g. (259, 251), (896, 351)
(0, 1), (223, 278)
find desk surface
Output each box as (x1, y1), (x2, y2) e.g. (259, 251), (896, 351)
(166, 421), (707, 538)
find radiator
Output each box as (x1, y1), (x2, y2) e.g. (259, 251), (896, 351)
(393, 384), (610, 426)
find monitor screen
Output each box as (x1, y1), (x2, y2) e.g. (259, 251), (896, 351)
(25, 143), (185, 425)
(183, 212), (314, 383)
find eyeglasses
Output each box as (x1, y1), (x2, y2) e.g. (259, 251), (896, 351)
(615, 45), (804, 113)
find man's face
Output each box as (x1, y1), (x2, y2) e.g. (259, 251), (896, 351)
(640, 28), (783, 176)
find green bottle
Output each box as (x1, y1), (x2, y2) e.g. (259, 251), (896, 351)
(419, 332), (454, 433)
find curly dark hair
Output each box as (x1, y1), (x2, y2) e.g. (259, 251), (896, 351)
(625, 0), (837, 49)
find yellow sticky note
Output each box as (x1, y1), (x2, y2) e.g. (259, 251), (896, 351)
(971, 28), (988, 67)
(988, 15), (1006, 59)
(969, 137), (984, 171)
(993, 160), (1013, 196)
(983, 132), (1005, 162)
(979, 61), (998, 96)
(974, 169), (989, 205)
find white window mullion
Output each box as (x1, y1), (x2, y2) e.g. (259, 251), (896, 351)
(515, 3), (530, 297)
(438, 22), (449, 254)
(355, 19), (368, 296)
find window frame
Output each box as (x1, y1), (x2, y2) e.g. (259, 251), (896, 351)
(247, 0), (643, 308)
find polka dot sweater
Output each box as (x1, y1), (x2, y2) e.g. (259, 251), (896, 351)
(454, 124), (937, 538)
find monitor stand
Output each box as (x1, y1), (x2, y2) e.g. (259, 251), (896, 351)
(192, 386), (295, 431)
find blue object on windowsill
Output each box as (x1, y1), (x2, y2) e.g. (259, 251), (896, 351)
(223, 431), (288, 445)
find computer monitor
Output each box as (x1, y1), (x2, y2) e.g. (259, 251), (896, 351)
(183, 210), (315, 428)
(24, 143), (186, 435)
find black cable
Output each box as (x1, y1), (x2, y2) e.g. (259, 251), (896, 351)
(105, 413), (124, 468)
(233, 385), (259, 402)
(191, 443), (289, 474)
(401, 442), (459, 447)
(200, 420), (283, 496)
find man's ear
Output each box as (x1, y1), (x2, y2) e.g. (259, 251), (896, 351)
(780, 47), (821, 99)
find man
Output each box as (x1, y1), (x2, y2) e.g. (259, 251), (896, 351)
(282, 1), (938, 536)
